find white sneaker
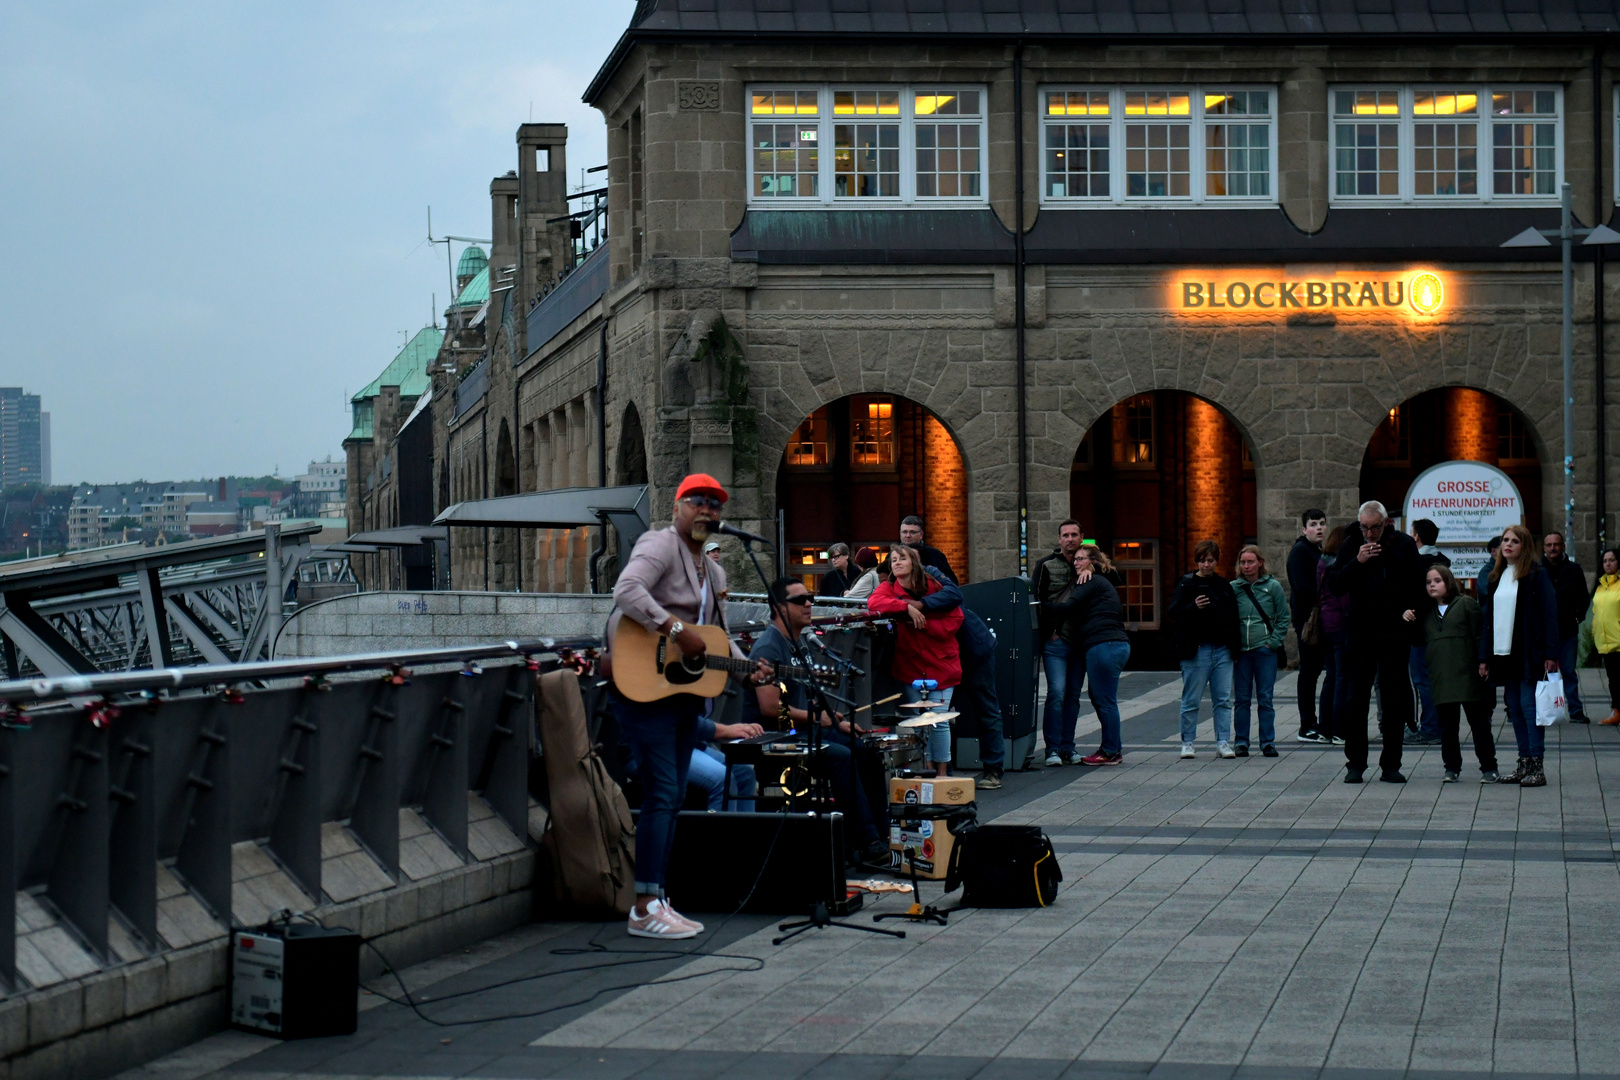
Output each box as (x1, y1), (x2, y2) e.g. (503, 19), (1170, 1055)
(1179, 743), (1195, 759)
(628, 898), (698, 939)
(1216, 741), (1236, 759)
(1044, 751), (1063, 767)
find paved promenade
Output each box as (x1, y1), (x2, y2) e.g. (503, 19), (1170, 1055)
(126, 670), (1620, 1080)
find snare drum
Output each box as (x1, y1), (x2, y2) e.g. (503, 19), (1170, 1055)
(859, 730), (924, 771)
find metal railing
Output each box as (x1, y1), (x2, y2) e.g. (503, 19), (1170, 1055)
(0, 638), (591, 992)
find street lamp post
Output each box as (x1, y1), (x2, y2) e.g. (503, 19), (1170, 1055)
(1500, 182), (1620, 548)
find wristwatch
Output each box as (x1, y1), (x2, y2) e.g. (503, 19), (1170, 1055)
(669, 621), (685, 638)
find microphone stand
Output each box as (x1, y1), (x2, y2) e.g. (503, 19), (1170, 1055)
(728, 532), (905, 945)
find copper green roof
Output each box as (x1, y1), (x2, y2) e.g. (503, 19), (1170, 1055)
(457, 245), (488, 279)
(347, 326), (443, 441)
(453, 265), (489, 310)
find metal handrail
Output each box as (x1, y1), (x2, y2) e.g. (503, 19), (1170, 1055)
(0, 636), (601, 705)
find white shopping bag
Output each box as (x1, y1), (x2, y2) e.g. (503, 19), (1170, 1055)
(1535, 672), (1568, 727)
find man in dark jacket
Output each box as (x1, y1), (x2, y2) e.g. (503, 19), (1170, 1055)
(900, 516), (958, 584)
(1032, 521), (1083, 764)
(1543, 531), (1591, 723)
(1286, 509), (1330, 742)
(1325, 500), (1423, 783)
(1406, 518), (1451, 745)
(917, 567), (1005, 787)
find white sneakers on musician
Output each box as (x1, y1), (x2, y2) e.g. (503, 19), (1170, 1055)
(628, 899), (702, 939)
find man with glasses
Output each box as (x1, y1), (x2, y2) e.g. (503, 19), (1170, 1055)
(1324, 500), (1423, 784)
(900, 515), (958, 585)
(609, 473), (770, 939)
(743, 577), (889, 864)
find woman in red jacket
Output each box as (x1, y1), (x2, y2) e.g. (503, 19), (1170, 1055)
(868, 544), (964, 776)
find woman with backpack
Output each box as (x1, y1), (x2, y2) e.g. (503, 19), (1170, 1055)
(1477, 524), (1560, 787)
(1232, 544), (1289, 757)
(1402, 564), (1498, 782)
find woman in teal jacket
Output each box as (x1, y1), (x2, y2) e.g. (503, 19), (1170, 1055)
(1232, 544), (1290, 756)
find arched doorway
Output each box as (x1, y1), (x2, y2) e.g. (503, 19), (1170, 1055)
(778, 394), (969, 585)
(1069, 391), (1258, 663)
(1360, 386), (1543, 534)
(617, 403), (648, 486)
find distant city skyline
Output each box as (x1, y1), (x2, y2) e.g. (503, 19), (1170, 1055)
(1, 2), (621, 482)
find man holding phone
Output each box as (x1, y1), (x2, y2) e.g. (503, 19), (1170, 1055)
(1324, 500), (1423, 784)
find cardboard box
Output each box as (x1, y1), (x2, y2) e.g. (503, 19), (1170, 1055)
(887, 776), (975, 880)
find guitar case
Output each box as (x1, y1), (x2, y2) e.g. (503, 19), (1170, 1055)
(534, 669), (636, 917)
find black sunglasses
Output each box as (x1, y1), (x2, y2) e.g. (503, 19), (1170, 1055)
(783, 594), (813, 605)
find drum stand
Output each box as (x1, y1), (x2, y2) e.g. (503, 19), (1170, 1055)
(873, 845), (949, 927)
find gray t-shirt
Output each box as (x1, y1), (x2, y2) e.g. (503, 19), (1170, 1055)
(741, 625), (806, 728)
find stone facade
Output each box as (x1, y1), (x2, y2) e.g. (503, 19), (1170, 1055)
(434, 18), (1618, 594)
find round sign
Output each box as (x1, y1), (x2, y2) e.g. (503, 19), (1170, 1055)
(1409, 272), (1444, 315)
(1402, 461), (1523, 545)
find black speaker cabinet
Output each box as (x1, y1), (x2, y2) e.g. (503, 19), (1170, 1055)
(636, 809), (854, 915)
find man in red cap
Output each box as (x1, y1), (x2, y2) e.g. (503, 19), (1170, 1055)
(608, 473), (768, 938)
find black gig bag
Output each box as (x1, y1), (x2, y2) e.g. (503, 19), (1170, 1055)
(946, 823), (1062, 908)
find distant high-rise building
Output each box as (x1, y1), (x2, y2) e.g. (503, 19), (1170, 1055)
(40, 412), (50, 486)
(0, 389), (42, 490)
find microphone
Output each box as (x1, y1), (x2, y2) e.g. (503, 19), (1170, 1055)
(808, 632), (866, 678)
(715, 521), (774, 546)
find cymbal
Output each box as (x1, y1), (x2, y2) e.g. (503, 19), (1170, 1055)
(897, 702), (936, 711)
(899, 711), (958, 728)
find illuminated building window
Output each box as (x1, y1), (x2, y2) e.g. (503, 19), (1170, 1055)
(1041, 86), (1274, 205)
(1112, 395), (1155, 467)
(1113, 540), (1159, 629)
(1369, 406), (1410, 465)
(1331, 85), (1561, 205)
(1498, 406), (1536, 463)
(785, 408), (830, 468)
(749, 85), (987, 206)
(850, 396), (896, 469)
(787, 545), (830, 591)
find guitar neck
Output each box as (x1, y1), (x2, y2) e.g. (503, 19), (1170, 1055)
(705, 654), (817, 682)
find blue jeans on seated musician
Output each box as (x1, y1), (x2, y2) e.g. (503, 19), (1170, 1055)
(903, 681), (955, 764)
(687, 746), (757, 812)
(613, 692), (701, 898)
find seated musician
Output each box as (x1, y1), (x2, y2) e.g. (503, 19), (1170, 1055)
(743, 576), (891, 867)
(609, 473), (770, 940)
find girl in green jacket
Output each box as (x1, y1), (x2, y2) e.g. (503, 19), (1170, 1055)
(1232, 544), (1290, 756)
(1403, 564), (1499, 783)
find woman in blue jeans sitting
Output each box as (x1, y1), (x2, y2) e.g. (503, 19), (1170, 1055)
(1232, 544), (1290, 757)
(1477, 524), (1560, 788)
(1042, 544), (1133, 766)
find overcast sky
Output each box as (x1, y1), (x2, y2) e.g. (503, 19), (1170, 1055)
(0, 2), (623, 485)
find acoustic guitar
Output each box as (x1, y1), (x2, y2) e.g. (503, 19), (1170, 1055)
(610, 619), (837, 703)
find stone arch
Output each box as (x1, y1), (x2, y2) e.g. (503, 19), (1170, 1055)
(495, 419), (517, 498)
(1359, 385), (1546, 533)
(774, 392), (971, 582)
(616, 403), (649, 486)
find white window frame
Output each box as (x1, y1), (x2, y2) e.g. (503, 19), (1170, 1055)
(746, 83), (990, 208)
(1328, 84), (1563, 207)
(1038, 85), (1279, 207)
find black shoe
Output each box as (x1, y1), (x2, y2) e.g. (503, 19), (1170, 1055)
(1570, 715), (1591, 725)
(1234, 744), (1250, 757)
(1380, 769), (1407, 784)
(858, 839), (892, 866)
(1345, 768), (1364, 784)
(978, 766), (1004, 790)
(1408, 733), (1441, 746)
(1405, 719), (1419, 734)
(1443, 770), (1460, 783)
(1261, 744), (1278, 758)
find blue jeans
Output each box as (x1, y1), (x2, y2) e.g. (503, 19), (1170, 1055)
(614, 693), (702, 897)
(687, 746), (757, 812)
(1041, 638), (1080, 756)
(956, 657), (1005, 767)
(1233, 647), (1279, 748)
(1503, 676), (1544, 758)
(1180, 644), (1234, 744)
(903, 684), (955, 763)
(1410, 646), (1440, 737)
(1328, 628), (1355, 740)
(1074, 640), (1131, 756)
(1558, 636), (1586, 719)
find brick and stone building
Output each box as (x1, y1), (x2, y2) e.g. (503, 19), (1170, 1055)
(429, 0), (1618, 656)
